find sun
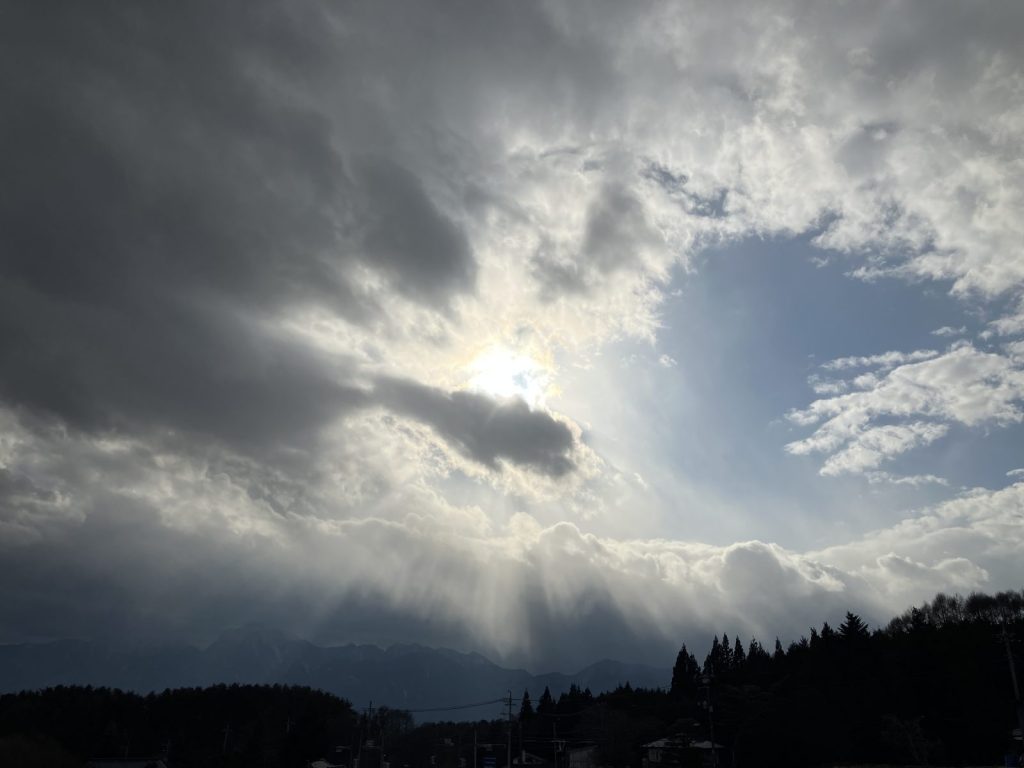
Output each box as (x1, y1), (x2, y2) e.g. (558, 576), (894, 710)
(466, 345), (549, 407)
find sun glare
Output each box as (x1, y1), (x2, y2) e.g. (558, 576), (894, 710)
(467, 346), (549, 407)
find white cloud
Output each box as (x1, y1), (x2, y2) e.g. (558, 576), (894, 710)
(807, 375), (847, 395)
(658, 354), (678, 368)
(822, 349), (939, 371)
(819, 422), (948, 476)
(864, 471), (949, 487)
(931, 326), (966, 338)
(811, 482), (1024, 611)
(787, 344), (1024, 475)
(989, 297), (1024, 337)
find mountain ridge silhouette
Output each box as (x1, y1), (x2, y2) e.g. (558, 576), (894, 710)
(0, 627), (670, 720)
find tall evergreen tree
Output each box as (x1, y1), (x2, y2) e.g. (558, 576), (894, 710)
(732, 636), (746, 669)
(671, 644), (700, 696)
(537, 686), (554, 715)
(519, 690), (534, 720)
(839, 611), (870, 641)
(821, 621), (836, 643)
(746, 638), (769, 671)
(704, 635), (722, 673)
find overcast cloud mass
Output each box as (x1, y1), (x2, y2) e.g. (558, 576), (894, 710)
(1, 0), (1022, 671)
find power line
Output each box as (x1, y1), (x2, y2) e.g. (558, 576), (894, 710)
(541, 707), (600, 718)
(402, 697), (507, 714)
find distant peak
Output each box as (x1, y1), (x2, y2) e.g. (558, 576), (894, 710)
(206, 624), (295, 651)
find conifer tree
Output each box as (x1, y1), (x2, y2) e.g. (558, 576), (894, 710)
(839, 612), (870, 641)
(773, 637), (785, 661)
(704, 635), (722, 673)
(537, 686), (554, 715)
(671, 644), (700, 695)
(519, 690), (534, 720)
(732, 636), (746, 669)
(746, 638), (769, 671)
(820, 622), (836, 644)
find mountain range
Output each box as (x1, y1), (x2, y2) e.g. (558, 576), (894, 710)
(0, 627), (670, 720)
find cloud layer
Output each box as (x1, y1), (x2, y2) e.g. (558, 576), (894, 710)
(1, 0), (1023, 667)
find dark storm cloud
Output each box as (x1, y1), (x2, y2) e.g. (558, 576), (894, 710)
(0, 490), (658, 667)
(375, 378), (576, 476)
(0, 281), (369, 449)
(0, 492), (295, 643)
(0, 0), (473, 450)
(532, 181), (659, 298)
(351, 157), (476, 304)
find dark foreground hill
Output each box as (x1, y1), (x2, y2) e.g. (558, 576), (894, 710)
(0, 629), (669, 720)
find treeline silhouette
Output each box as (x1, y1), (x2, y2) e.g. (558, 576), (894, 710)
(665, 590), (1024, 767)
(407, 591), (1024, 768)
(0, 684), (358, 767)
(1, 590), (1022, 767)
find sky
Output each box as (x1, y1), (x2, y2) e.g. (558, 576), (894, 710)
(1, 0), (1023, 672)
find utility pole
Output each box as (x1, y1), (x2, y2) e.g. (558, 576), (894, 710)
(697, 673), (718, 768)
(474, 729), (478, 768)
(1000, 626), (1024, 743)
(506, 691), (513, 768)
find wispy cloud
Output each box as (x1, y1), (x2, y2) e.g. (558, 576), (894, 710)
(864, 471), (949, 487)
(788, 345), (1024, 476)
(822, 349), (939, 371)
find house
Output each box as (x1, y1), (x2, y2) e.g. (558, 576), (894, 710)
(642, 735), (689, 767)
(513, 752), (553, 768)
(430, 737), (463, 768)
(567, 745), (598, 768)
(642, 735), (723, 768)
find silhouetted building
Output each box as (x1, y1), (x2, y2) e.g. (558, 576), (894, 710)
(431, 737), (463, 768)
(513, 752), (550, 767)
(357, 740), (383, 768)
(643, 735), (723, 768)
(567, 745), (597, 768)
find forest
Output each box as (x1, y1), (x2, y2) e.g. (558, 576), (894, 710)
(1, 589), (1022, 768)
